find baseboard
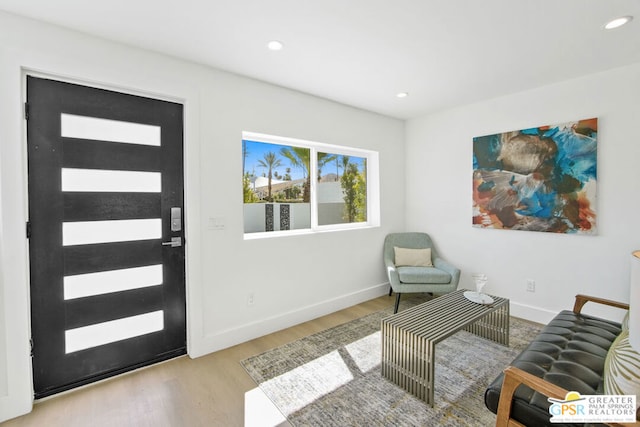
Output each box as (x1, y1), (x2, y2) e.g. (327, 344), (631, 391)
(189, 288), (559, 358)
(189, 282), (390, 358)
(510, 300), (558, 325)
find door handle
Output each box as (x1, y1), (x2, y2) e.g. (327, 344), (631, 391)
(162, 237), (182, 247)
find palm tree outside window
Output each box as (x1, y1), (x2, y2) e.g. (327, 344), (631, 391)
(242, 132), (378, 236)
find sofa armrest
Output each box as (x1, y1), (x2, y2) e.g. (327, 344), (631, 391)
(573, 294), (629, 314)
(496, 366), (567, 427)
(495, 366), (636, 427)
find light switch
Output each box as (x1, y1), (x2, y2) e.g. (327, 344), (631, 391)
(208, 216), (226, 230)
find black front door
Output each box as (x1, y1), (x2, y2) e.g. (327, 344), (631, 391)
(26, 76), (186, 398)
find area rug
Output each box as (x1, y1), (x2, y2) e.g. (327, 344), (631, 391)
(241, 301), (542, 426)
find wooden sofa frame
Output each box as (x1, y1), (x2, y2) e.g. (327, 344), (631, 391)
(495, 294), (634, 427)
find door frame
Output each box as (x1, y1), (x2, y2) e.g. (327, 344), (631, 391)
(21, 70), (194, 397)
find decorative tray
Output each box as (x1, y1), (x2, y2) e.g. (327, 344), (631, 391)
(463, 290), (494, 305)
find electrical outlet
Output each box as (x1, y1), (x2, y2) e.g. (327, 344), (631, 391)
(247, 292), (255, 306)
(526, 279), (536, 292)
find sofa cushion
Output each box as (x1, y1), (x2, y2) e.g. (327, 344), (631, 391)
(396, 266), (451, 284)
(621, 311), (629, 331)
(603, 330), (640, 414)
(484, 310), (622, 426)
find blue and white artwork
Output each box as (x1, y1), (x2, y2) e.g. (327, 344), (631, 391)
(472, 118), (597, 234)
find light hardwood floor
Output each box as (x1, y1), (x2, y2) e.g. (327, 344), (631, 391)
(3, 294), (397, 427)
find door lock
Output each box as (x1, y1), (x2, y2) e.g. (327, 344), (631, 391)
(171, 207), (182, 232)
(162, 237), (182, 247)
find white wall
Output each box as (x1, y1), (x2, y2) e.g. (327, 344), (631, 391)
(405, 63), (640, 324)
(0, 11), (405, 422)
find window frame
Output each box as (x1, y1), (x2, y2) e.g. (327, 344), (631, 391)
(242, 131), (380, 239)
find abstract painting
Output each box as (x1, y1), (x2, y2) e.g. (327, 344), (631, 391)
(472, 118), (597, 234)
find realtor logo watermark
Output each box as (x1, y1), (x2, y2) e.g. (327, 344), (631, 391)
(549, 391), (637, 423)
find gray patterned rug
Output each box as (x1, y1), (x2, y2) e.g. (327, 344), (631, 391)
(241, 297), (542, 426)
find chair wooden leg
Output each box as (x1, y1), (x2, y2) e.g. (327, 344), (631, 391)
(394, 293), (401, 313)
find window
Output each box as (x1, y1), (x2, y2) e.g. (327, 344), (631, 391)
(242, 132), (379, 237)
(317, 152), (367, 226)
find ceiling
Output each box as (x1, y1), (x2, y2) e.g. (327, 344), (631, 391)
(0, 0), (638, 119)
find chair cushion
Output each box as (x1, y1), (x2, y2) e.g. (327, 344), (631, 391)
(394, 247), (433, 267)
(397, 266), (451, 284)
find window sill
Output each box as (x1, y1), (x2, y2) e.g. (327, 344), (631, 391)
(243, 223), (379, 240)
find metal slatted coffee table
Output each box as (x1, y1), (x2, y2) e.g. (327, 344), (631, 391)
(381, 289), (509, 406)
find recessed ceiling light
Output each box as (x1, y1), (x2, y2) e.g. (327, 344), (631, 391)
(604, 15), (633, 30)
(267, 40), (284, 51)
(396, 92), (409, 98)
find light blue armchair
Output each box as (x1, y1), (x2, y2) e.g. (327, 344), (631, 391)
(384, 232), (460, 313)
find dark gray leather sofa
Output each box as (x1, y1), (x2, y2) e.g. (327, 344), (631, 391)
(484, 295), (629, 427)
